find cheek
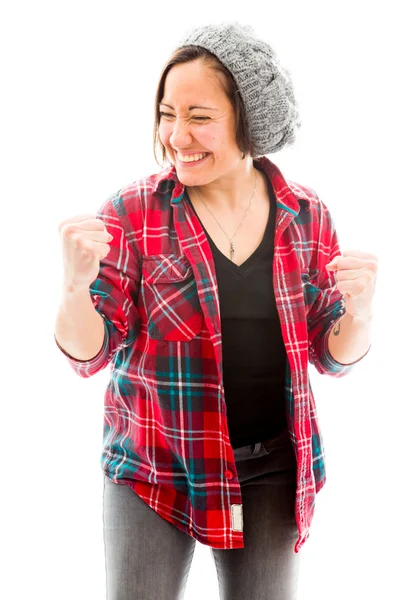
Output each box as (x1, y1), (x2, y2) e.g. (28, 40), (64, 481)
(158, 123), (172, 146)
(158, 123), (218, 148)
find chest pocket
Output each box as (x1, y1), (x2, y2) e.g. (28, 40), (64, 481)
(141, 254), (203, 341)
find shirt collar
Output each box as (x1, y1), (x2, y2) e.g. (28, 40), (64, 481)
(152, 156), (312, 213)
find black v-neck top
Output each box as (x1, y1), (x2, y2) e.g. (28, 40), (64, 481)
(186, 173), (288, 448)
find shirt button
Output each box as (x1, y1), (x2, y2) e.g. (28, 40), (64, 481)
(224, 470), (233, 479)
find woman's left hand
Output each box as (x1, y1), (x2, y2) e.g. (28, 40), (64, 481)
(326, 250), (379, 321)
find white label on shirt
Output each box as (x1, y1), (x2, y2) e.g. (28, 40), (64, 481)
(231, 504), (243, 531)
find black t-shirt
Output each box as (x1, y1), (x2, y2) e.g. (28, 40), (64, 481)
(185, 174), (288, 448)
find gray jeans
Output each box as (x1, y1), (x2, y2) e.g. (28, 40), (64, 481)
(102, 427), (300, 600)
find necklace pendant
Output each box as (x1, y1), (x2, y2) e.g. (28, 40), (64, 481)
(230, 241), (235, 261)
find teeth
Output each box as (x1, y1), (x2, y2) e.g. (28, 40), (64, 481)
(178, 152), (207, 163)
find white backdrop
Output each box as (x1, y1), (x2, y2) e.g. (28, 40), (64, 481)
(1, 1), (399, 599)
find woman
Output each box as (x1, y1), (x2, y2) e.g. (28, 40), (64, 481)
(55, 21), (377, 600)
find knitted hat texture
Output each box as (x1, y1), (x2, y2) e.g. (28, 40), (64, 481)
(175, 21), (302, 156)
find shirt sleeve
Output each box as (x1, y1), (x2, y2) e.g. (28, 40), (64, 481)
(54, 191), (141, 378)
(306, 196), (371, 377)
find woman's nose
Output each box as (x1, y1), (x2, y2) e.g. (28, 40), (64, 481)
(170, 119), (192, 147)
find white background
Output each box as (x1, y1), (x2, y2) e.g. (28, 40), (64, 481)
(1, 1), (399, 599)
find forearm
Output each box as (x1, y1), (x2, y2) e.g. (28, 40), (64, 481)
(54, 283), (105, 361)
(327, 310), (372, 365)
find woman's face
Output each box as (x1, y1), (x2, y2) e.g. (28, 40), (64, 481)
(159, 58), (244, 187)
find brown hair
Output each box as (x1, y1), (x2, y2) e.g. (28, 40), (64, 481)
(152, 45), (255, 168)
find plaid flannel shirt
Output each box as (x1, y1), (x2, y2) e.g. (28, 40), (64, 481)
(55, 156), (369, 552)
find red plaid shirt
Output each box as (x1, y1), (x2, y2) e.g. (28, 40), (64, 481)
(55, 156), (369, 553)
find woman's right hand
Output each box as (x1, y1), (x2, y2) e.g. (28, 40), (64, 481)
(58, 213), (113, 290)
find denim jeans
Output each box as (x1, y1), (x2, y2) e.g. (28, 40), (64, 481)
(102, 427), (300, 599)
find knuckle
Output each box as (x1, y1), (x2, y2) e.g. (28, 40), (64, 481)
(369, 260), (378, 270)
(62, 224), (78, 238)
(75, 236), (86, 249)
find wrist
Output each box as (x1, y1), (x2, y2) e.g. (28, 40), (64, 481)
(62, 280), (91, 295)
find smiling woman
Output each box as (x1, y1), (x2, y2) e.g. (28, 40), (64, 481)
(151, 37), (301, 215)
(153, 44), (254, 167)
(157, 57), (248, 192)
(54, 19), (374, 600)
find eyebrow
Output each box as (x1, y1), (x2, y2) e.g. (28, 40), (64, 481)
(159, 103), (215, 111)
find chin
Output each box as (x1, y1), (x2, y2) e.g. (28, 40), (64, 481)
(176, 172), (208, 185)
(174, 163), (212, 180)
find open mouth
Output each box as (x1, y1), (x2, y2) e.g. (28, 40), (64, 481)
(176, 153), (210, 167)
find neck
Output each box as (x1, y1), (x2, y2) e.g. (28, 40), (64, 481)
(188, 158), (259, 212)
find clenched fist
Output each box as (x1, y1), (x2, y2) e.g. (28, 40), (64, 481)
(58, 213), (113, 290)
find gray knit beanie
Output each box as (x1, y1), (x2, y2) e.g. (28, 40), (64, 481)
(174, 21), (301, 157)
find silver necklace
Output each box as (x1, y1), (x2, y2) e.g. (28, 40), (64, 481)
(193, 169), (257, 263)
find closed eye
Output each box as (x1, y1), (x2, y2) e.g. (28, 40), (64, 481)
(159, 112), (209, 121)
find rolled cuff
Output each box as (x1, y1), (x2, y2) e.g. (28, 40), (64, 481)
(319, 317), (371, 373)
(54, 319), (110, 377)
